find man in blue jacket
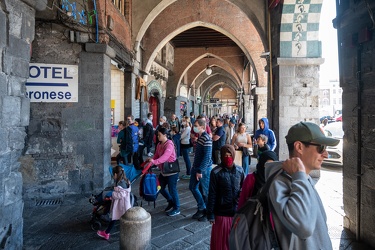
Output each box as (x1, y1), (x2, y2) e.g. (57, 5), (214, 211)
(124, 115), (140, 168)
(254, 118), (277, 151)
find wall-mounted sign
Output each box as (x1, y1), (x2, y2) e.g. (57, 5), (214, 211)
(180, 86), (188, 98)
(26, 63), (78, 102)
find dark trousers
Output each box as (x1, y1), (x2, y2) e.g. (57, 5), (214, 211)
(105, 220), (116, 234)
(116, 153), (125, 165)
(145, 142), (152, 154)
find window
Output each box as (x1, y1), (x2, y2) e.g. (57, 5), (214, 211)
(112, 0), (126, 16)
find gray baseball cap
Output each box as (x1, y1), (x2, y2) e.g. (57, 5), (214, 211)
(285, 122), (340, 146)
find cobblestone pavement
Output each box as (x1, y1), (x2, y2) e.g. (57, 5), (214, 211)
(23, 157), (373, 250)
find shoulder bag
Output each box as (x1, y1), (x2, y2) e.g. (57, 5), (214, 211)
(162, 160), (180, 174)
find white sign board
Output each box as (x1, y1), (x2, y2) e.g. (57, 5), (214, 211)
(26, 63), (78, 102)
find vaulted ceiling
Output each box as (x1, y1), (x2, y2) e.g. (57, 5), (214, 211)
(170, 26), (237, 48)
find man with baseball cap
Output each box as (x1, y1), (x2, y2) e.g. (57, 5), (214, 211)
(265, 122), (339, 249)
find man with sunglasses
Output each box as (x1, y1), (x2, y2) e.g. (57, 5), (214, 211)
(265, 121), (339, 250)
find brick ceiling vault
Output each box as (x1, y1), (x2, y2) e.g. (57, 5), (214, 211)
(133, 0), (268, 97)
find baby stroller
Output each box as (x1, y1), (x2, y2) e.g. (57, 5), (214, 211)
(89, 164), (142, 230)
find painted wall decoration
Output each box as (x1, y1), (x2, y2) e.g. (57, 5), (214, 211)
(148, 80), (163, 96)
(280, 0), (323, 58)
(112, 125), (119, 137)
(61, 0), (88, 25)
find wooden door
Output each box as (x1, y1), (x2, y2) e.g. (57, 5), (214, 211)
(149, 96), (159, 127)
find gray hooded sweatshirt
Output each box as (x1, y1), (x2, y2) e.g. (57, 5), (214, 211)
(265, 162), (333, 250)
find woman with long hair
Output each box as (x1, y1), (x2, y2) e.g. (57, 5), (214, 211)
(231, 123), (252, 175)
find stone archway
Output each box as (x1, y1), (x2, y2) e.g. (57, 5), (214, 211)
(134, 0), (267, 86)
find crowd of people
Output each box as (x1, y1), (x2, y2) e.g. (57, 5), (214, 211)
(102, 112), (336, 250)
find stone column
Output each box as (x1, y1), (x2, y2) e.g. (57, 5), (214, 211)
(0, 0), (46, 249)
(243, 94), (254, 132)
(159, 96), (166, 118)
(277, 58), (324, 160)
(124, 69), (135, 117)
(81, 44), (115, 188)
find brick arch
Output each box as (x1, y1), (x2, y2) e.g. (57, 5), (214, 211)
(194, 69), (239, 92)
(140, 0), (267, 86)
(133, 0), (267, 53)
(200, 75), (238, 102)
(177, 53), (242, 96)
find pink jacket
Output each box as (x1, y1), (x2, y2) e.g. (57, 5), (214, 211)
(110, 185), (132, 220)
(151, 140), (176, 174)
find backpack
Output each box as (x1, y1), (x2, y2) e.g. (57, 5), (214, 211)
(229, 169), (282, 250)
(121, 127), (133, 153)
(139, 172), (160, 208)
(143, 122), (154, 144)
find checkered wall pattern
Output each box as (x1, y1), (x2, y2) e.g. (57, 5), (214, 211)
(280, 0), (323, 58)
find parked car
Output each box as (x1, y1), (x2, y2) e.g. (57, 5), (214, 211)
(320, 115), (334, 123)
(335, 114), (342, 122)
(323, 122), (344, 166)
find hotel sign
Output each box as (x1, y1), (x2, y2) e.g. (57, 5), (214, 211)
(26, 63), (78, 102)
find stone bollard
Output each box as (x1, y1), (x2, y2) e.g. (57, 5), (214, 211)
(120, 206), (151, 250)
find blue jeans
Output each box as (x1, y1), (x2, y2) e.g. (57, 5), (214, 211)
(242, 155), (250, 175)
(189, 167), (211, 210)
(158, 173), (180, 209)
(181, 147), (191, 175)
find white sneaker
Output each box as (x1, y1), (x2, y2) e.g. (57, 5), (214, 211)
(147, 152), (153, 157)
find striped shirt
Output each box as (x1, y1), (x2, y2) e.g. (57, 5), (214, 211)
(193, 131), (212, 173)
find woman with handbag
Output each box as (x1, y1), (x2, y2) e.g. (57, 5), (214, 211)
(231, 122), (252, 175)
(145, 127), (180, 216)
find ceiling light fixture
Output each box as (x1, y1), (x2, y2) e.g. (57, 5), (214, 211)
(219, 86), (223, 92)
(205, 65), (212, 75)
(205, 47), (212, 76)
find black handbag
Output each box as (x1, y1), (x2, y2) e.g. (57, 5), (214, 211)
(162, 160), (180, 174)
(242, 147), (250, 156)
